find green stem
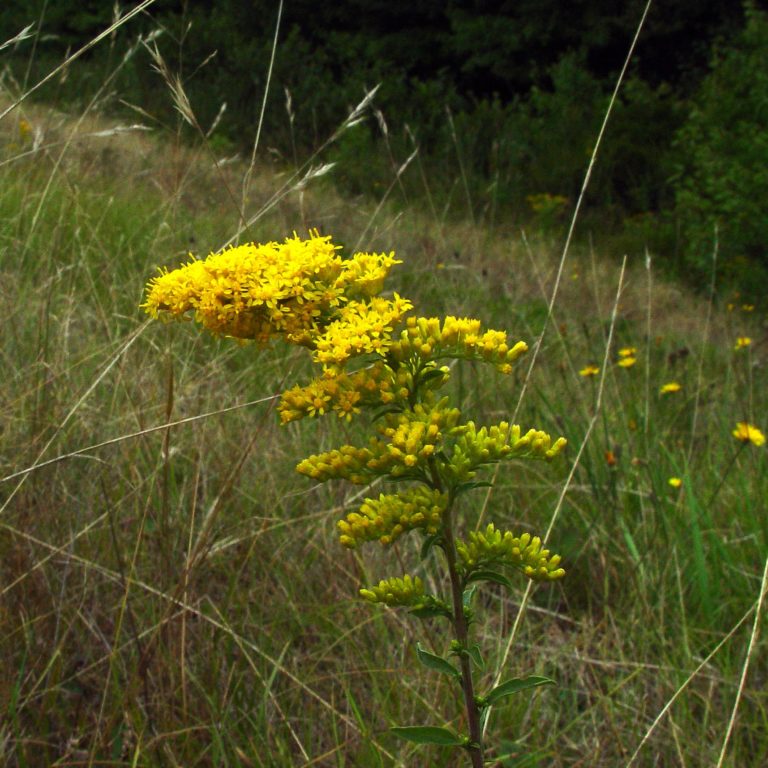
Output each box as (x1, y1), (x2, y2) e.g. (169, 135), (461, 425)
(443, 505), (484, 767)
(429, 459), (484, 768)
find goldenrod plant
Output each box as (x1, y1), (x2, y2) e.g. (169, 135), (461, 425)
(143, 232), (567, 766)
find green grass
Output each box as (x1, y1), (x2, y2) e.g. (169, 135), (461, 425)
(1, 71), (767, 768)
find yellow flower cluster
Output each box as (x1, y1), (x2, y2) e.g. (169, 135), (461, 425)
(313, 294), (412, 369)
(457, 523), (565, 582)
(379, 398), (462, 469)
(142, 232), (407, 355)
(388, 316), (528, 374)
(298, 411), (566, 485)
(337, 487), (449, 548)
(359, 575), (426, 606)
(279, 363), (398, 423)
(297, 442), (382, 485)
(447, 422), (567, 482)
(297, 398), (464, 482)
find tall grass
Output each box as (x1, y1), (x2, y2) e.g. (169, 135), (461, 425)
(1, 17), (767, 768)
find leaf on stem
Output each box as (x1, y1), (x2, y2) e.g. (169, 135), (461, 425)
(416, 643), (461, 678)
(485, 676), (555, 706)
(420, 532), (443, 560)
(466, 642), (484, 669)
(454, 481), (494, 497)
(466, 569), (515, 590)
(409, 602), (452, 620)
(462, 583), (478, 611)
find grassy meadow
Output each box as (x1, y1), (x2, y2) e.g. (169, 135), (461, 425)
(1, 44), (767, 768)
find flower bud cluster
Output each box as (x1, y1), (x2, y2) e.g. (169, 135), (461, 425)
(447, 422), (568, 481)
(296, 443), (379, 485)
(388, 315), (528, 373)
(337, 487), (449, 548)
(142, 232), (406, 348)
(359, 574), (426, 606)
(279, 363), (398, 423)
(378, 397), (462, 470)
(457, 523), (565, 581)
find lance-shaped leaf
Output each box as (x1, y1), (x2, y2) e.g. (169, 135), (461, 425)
(416, 643), (460, 678)
(462, 583), (478, 612)
(420, 532), (443, 560)
(466, 643), (484, 670)
(390, 725), (466, 746)
(466, 569), (515, 591)
(409, 602), (452, 620)
(454, 480), (494, 497)
(485, 676), (555, 706)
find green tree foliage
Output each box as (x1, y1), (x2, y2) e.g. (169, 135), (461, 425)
(672, 5), (768, 292)
(2, 0), (762, 288)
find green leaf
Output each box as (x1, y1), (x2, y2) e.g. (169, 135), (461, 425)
(466, 643), (484, 669)
(409, 602), (452, 620)
(485, 676), (555, 706)
(390, 725), (465, 746)
(466, 569), (515, 590)
(462, 584), (478, 612)
(420, 532), (443, 560)
(416, 643), (460, 678)
(454, 481), (494, 496)
(418, 367), (448, 385)
(371, 405), (403, 422)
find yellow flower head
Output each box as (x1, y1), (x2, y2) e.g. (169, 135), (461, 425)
(668, 477), (682, 488)
(617, 356), (636, 368)
(660, 382), (682, 395)
(732, 422), (765, 447)
(618, 347), (637, 358)
(142, 233), (406, 352)
(734, 337), (752, 350)
(579, 364), (599, 377)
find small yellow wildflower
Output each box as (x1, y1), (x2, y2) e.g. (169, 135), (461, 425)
(579, 364), (599, 377)
(660, 382), (682, 395)
(618, 347), (637, 358)
(734, 337), (752, 350)
(732, 422), (766, 447)
(617, 356), (636, 368)
(741, 304), (755, 312)
(668, 477), (682, 488)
